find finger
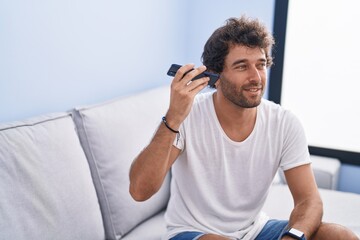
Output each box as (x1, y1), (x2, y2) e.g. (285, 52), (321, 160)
(189, 82), (208, 98)
(173, 64), (195, 82)
(175, 65), (206, 89)
(182, 65), (207, 82)
(187, 77), (209, 94)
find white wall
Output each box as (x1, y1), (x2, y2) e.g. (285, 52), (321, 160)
(0, 0), (274, 123)
(0, 0), (186, 122)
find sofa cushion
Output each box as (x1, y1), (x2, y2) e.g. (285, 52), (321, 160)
(122, 211), (166, 240)
(0, 113), (104, 240)
(73, 85), (171, 239)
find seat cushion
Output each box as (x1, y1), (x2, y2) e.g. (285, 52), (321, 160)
(73, 86), (171, 239)
(0, 113), (104, 240)
(122, 211), (166, 240)
(263, 184), (360, 236)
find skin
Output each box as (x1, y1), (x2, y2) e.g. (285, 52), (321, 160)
(129, 45), (359, 240)
(129, 64), (206, 201)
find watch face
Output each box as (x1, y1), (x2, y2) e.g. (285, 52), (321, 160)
(289, 228), (304, 238)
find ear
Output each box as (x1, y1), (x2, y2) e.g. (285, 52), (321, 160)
(214, 76), (221, 88)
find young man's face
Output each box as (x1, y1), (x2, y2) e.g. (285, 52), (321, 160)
(218, 45), (267, 108)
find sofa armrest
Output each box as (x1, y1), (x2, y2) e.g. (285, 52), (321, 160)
(278, 155), (341, 190)
(311, 155), (340, 190)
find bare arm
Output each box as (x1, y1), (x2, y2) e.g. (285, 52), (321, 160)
(129, 64), (209, 202)
(129, 125), (181, 201)
(282, 164), (323, 240)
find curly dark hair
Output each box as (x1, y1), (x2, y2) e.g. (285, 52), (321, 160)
(201, 16), (275, 74)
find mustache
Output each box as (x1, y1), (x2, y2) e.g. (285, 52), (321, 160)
(242, 84), (263, 89)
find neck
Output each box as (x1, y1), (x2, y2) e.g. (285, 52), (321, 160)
(213, 91), (257, 124)
(213, 91), (258, 142)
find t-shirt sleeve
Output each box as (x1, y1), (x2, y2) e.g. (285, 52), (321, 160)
(173, 122), (185, 151)
(280, 111), (311, 171)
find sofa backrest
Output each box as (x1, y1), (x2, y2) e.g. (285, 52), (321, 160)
(73, 85), (171, 239)
(0, 113), (105, 240)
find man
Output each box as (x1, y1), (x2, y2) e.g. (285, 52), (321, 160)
(129, 16), (358, 240)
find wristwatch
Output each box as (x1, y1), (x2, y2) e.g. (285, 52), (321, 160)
(282, 227), (306, 240)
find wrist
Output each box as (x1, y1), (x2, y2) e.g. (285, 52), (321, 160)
(164, 112), (182, 130)
(281, 228), (306, 240)
(162, 116), (179, 133)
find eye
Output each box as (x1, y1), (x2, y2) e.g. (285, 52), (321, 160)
(235, 64), (247, 71)
(257, 62), (266, 70)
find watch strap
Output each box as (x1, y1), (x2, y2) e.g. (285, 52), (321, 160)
(282, 227), (306, 240)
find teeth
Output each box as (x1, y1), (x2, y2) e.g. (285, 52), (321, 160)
(249, 88), (259, 92)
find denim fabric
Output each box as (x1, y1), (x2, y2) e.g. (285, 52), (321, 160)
(170, 231), (205, 240)
(255, 219), (289, 240)
(169, 220), (288, 240)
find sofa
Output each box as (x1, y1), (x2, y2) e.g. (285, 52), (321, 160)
(1, 85), (359, 240)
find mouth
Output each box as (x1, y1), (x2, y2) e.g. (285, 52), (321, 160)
(243, 87), (262, 93)
(246, 88), (261, 92)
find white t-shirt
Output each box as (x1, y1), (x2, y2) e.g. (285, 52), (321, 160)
(164, 91), (311, 240)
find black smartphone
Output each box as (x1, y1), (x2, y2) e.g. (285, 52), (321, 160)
(167, 64), (219, 88)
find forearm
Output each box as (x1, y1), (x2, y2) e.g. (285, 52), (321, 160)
(129, 123), (178, 201)
(285, 197), (323, 239)
(129, 64), (208, 202)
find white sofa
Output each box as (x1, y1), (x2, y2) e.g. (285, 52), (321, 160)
(1, 85), (359, 239)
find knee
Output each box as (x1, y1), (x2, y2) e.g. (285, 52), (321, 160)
(313, 222), (359, 240)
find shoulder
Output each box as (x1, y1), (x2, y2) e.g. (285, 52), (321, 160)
(182, 90), (215, 126)
(259, 98), (284, 111)
(259, 99), (302, 128)
(191, 89), (215, 111)
(260, 99), (295, 117)
(194, 89), (215, 104)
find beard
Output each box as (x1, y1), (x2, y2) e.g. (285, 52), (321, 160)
(219, 75), (264, 108)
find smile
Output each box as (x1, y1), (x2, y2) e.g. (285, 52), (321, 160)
(245, 88), (262, 92)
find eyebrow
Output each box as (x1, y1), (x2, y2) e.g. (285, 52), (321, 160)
(231, 59), (246, 67)
(231, 58), (267, 67)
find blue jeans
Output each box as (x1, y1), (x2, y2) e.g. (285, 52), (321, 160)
(169, 219), (288, 240)
(255, 219), (288, 240)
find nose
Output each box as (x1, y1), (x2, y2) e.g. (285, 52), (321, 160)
(248, 66), (261, 83)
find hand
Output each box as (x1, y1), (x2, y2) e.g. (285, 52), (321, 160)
(166, 64), (209, 129)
